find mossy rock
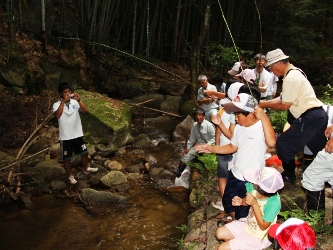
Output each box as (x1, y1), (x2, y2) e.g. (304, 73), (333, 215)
(77, 90), (132, 148)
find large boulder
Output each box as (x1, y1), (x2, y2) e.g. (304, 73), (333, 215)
(33, 160), (66, 183)
(173, 115), (195, 142)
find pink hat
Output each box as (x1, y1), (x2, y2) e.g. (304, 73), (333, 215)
(243, 167), (284, 193)
(228, 62), (241, 75)
(222, 93), (258, 113)
(268, 218), (316, 250)
(236, 69), (256, 84)
(227, 82), (244, 100)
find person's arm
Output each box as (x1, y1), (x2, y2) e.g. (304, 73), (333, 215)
(258, 96), (291, 110)
(245, 193), (271, 230)
(254, 106), (276, 147)
(54, 100), (65, 119)
(204, 90), (226, 99)
(211, 115), (233, 139)
(194, 143), (237, 155)
(197, 97), (215, 105)
(73, 92), (88, 113)
(215, 126), (221, 146)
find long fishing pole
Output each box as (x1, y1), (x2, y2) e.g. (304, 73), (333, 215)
(58, 37), (194, 87)
(216, 0), (258, 104)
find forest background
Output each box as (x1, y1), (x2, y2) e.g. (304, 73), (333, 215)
(0, 0), (333, 149)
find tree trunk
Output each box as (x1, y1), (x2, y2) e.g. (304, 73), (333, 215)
(40, 0), (47, 54)
(172, 0), (182, 62)
(131, 0), (137, 55)
(189, 0), (212, 101)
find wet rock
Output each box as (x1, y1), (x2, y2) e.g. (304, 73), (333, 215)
(172, 115), (194, 142)
(102, 144), (117, 157)
(125, 163), (143, 173)
(104, 160), (123, 171)
(50, 180), (66, 190)
(100, 171), (128, 187)
(149, 167), (174, 182)
(33, 160), (66, 183)
(115, 146), (126, 156)
(133, 134), (152, 149)
(145, 154), (157, 165)
(82, 188), (127, 205)
(18, 193), (34, 209)
(126, 173), (143, 181)
(89, 166), (108, 187)
(161, 95), (181, 113)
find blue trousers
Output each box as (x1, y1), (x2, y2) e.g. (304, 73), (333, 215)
(277, 108), (327, 163)
(222, 171), (250, 220)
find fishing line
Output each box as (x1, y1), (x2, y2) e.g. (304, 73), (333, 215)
(58, 37), (193, 86)
(216, 0), (257, 104)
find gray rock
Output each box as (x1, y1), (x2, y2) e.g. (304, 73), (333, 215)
(33, 160), (66, 183)
(82, 188), (127, 205)
(100, 171), (128, 187)
(133, 134), (152, 149)
(104, 160), (123, 171)
(173, 115), (194, 142)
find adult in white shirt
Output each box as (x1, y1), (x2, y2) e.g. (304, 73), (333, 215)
(197, 75), (219, 121)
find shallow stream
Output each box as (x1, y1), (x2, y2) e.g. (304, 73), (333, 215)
(0, 111), (189, 250)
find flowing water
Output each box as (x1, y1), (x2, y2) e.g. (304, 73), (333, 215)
(0, 179), (189, 250)
(0, 112), (190, 250)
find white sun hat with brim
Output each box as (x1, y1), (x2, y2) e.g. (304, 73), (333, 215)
(266, 48), (289, 66)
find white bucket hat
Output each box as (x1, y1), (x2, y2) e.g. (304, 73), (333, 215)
(266, 48), (289, 66)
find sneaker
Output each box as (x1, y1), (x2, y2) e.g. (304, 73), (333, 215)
(169, 169), (181, 178)
(68, 175), (77, 184)
(85, 167), (98, 173)
(212, 199), (224, 211)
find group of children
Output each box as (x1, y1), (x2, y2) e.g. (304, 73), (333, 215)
(190, 58), (317, 248)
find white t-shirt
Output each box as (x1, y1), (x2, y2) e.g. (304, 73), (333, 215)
(267, 72), (278, 96)
(230, 120), (267, 180)
(53, 99), (84, 140)
(217, 104), (232, 146)
(254, 68), (272, 98)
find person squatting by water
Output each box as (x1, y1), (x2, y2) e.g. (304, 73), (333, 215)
(259, 48), (328, 183)
(170, 108), (215, 178)
(53, 82), (98, 185)
(196, 93), (276, 221)
(215, 167), (284, 250)
(197, 75), (219, 122)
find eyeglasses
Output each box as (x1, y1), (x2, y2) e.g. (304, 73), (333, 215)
(268, 61), (279, 71)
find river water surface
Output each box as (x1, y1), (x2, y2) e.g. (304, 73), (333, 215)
(0, 112), (189, 250)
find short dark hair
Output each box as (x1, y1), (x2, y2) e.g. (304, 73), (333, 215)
(194, 108), (205, 116)
(256, 185), (277, 197)
(238, 85), (261, 104)
(58, 82), (71, 94)
(235, 111), (250, 116)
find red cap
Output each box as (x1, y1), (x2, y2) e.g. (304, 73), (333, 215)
(268, 218), (316, 250)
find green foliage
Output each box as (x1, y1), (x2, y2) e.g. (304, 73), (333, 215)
(279, 195), (333, 234)
(320, 84), (333, 104)
(270, 110), (287, 133)
(186, 153), (218, 178)
(205, 44), (253, 77)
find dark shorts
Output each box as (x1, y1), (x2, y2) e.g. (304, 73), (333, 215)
(277, 107), (327, 163)
(222, 171), (249, 220)
(217, 154), (232, 178)
(60, 137), (87, 160)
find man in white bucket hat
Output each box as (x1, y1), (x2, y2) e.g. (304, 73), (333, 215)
(259, 49), (327, 185)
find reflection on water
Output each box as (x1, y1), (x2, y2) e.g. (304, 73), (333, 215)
(0, 179), (189, 250)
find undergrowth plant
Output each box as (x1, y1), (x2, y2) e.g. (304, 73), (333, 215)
(320, 84), (333, 104)
(186, 153), (218, 178)
(279, 195), (333, 234)
(270, 110), (287, 133)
